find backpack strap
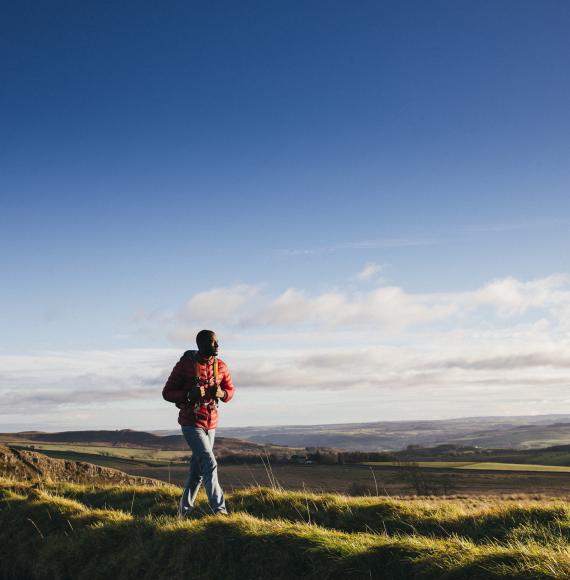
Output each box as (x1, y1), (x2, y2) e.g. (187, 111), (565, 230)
(213, 357), (220, 404)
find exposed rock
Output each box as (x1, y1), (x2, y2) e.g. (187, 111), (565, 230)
(0, 445), (164, 486)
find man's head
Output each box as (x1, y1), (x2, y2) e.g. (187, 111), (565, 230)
(196, 329), (219, 358)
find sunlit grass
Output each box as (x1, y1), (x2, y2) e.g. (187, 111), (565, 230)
(2, 477), (570, 578)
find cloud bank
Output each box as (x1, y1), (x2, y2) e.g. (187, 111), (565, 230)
(170, 273), (570, 334)
(3, 273), (570, 429)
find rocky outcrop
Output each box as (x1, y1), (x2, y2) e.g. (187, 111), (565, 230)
(0, 445), (164, 486)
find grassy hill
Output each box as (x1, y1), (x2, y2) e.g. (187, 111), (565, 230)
(2, 477), (570, 579)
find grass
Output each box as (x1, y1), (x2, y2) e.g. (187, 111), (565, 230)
(3, 477), (570, 578)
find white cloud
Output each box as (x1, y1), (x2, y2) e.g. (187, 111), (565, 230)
(0, 348), (178, 411)
(356, 263), (383, 280)
(467, 274), (569, 317)
(168, 274), (570, 340)
(183, 284), (261, 323)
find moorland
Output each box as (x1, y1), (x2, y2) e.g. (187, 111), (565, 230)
(4, 418), (570, 578)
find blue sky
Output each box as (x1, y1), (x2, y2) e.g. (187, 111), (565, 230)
(1, 1), (569, 431)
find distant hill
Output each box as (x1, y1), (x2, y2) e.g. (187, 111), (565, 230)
(442, 422), (570, 449)
(4, 429), (180, 447)
(219, 414), (570, 451)
(5, 414), (570, 453)
(0, 429), (292, 456)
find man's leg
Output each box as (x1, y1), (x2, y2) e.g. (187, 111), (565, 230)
(181, 426), (227, 514)
(180, 427), (205, 515)
(203, 429), (227, 514)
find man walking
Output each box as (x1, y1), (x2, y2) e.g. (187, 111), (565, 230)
(162, 330), (235, 516)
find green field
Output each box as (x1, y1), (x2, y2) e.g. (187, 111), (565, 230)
(3, 477), (570, 579)
(17, 442), (570, 474)
(10, 443), (570, 498)
(458, 462), (570, 473)
(8, 442), (188, 464)
(365, 461), (570, 473)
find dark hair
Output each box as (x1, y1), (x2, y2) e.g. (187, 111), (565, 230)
(196, 329), (215, 347)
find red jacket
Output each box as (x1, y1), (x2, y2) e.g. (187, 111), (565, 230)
(162, 354), (235, 430)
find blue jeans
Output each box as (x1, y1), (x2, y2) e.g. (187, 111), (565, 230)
(180, 426), (227, 514)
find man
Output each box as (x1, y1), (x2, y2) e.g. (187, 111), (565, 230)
(162, 329), (235, 516)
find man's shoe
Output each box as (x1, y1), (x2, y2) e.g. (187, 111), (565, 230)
(178, 495), (192, 518)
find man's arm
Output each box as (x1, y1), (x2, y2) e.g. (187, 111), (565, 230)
(217, 361), (235, 403)
(162, 360), (190, 404)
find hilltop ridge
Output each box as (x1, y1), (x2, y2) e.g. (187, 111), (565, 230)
(3, 478), (570, 579)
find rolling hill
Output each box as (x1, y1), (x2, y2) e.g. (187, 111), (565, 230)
(0, 429), (283, 455)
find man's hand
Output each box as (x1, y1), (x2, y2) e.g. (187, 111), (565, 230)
(186, 384), (206, 402)
(215, 386), (225, 399)
(192, 377), (206, 398)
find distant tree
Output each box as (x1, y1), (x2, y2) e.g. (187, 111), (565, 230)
(346, 482), (375, 496)
(406, 444), (423, 451)
(395, 460), (456, 496)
